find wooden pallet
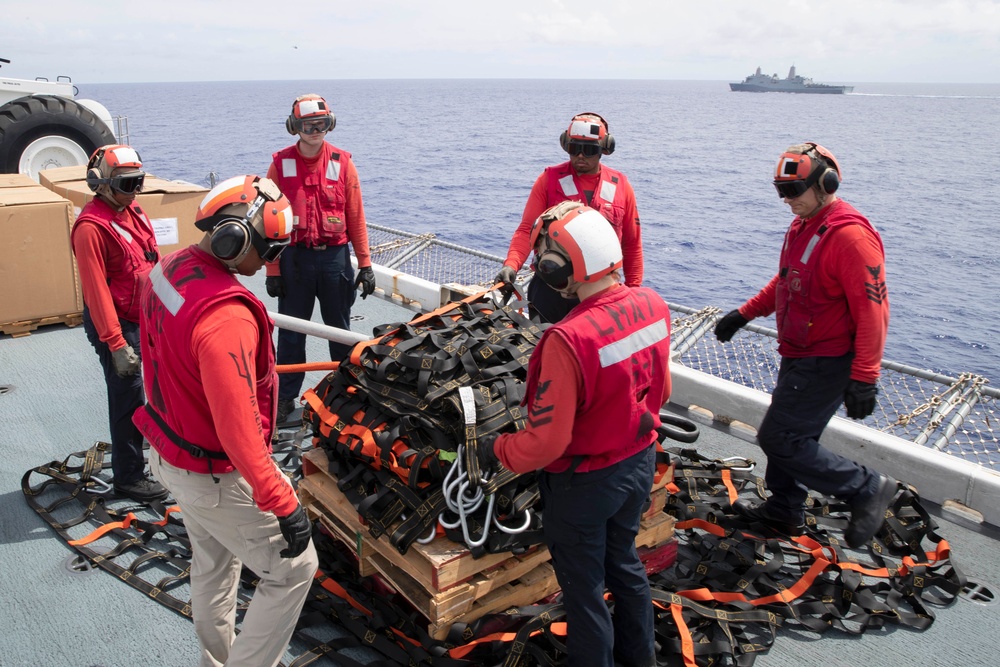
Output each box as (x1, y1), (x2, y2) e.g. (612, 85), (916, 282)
(0, 312), (83, 337)
(299, 447), (676, 639)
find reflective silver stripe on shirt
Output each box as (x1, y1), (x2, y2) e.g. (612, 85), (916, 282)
(281, 158), (297, 178)
(598, 317), (668, 368)
(558, 174), (578, 197)
(149, 262), (184, 316)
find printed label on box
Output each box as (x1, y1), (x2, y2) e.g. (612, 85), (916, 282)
(151, 217), (180, 246)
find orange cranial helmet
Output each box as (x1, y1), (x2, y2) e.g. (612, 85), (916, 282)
(773, 142), (842, 198)
(285, 93), (336, 135)
(530, 201), (623, 296)
(195, 175), (294, 268)
(86, 144), (145, 198)
(559, 112), (616, 156)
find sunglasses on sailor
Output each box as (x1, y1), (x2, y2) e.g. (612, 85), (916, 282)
(568, 142), (602, 158)
(773, 180), (811, 199)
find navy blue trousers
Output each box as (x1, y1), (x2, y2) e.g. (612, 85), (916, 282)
(276, 244), (356, 401)
(82, 308), (147, 485)
(757, 353), (881, 521)
(527, 276), (579, 324)
(539, 446), (656, 667)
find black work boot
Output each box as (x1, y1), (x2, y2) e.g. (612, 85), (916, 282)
(276, 398), (296, 425)
(845, 474), (898, 547)
(114, 476), (168, 502)
(733, 499), (805, 536)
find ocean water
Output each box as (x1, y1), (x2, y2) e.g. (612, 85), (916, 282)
(84, 79), (1000, 382)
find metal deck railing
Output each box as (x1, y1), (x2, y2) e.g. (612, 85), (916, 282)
(366, 224), (1000, 471)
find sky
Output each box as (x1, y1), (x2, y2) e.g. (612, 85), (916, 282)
(3, 0), (1000, 84)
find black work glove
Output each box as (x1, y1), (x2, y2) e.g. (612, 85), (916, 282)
(494, 266), (517, 304)
(276, 505), (312, 558)
(111, 345), (141, 377)
(714, 309), (750, 342)
(265, 276), (286, 299)
(354, 266), (376, 299)
(844, 380), (878, 420)
(465, 433), (500, 487)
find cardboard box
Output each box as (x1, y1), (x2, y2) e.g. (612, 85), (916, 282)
(0, 173), (39, 188)
(0, 185), (81, 326)
(38, 166), (208, 256)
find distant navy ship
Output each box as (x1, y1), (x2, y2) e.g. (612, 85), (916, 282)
(730, 65), (854, 94)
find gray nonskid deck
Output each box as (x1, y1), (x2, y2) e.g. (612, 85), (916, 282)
(2, 277), (998, 666)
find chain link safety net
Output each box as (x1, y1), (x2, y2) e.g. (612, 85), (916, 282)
(367, 226), (1000, 472)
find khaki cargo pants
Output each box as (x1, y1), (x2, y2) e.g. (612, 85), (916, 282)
(151, 454), (318, 667)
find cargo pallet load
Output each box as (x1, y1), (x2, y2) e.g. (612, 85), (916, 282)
(299, 447), (677, 639)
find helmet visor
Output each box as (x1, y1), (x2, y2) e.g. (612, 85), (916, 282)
(109, 172), (145, 194)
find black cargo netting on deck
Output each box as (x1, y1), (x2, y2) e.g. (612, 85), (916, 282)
(23, 441), (965, 666)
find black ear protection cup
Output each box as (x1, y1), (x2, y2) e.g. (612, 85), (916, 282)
(209, 219), (252, 262)
(86, 147), (106, 192)
(559, 112), (615, 156)
(805, 143), (840, 195)
(86, 168), (105, 192)
(816, 162), (840, 194)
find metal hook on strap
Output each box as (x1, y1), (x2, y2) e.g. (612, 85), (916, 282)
(493, 507), (532, 534)
(85, 476), (113, 495)
(719, 456), (755, 472)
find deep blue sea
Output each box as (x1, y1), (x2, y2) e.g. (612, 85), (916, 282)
(84, 79), (1000, 382)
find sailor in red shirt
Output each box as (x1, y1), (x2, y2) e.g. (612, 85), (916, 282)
(137, 176), (317, 667)
(265, 94), (376, 424)
(475, 202), (670, 667)
(495, 113), (644, 324)
(70, 144), (167, 502)
(714, 142), (897, 548)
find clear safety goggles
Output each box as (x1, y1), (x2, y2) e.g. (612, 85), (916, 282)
(298, 116), (334, 135)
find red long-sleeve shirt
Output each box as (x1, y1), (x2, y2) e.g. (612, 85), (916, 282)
(503, 169), (643, 287)
(191, 298), (298, 516)
(739, 201), (889, 383)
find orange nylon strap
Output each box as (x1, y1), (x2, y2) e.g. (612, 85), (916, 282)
(671, 602), (697, 667)
(277, 361), (339, 374)
(68, 511), (138, 546)
(447, 621), (569, 659)
(721, 469), (738, 505)
(302, 388), (343, 439)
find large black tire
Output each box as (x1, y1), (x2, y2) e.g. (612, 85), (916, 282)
(0, 95), (116, 174)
